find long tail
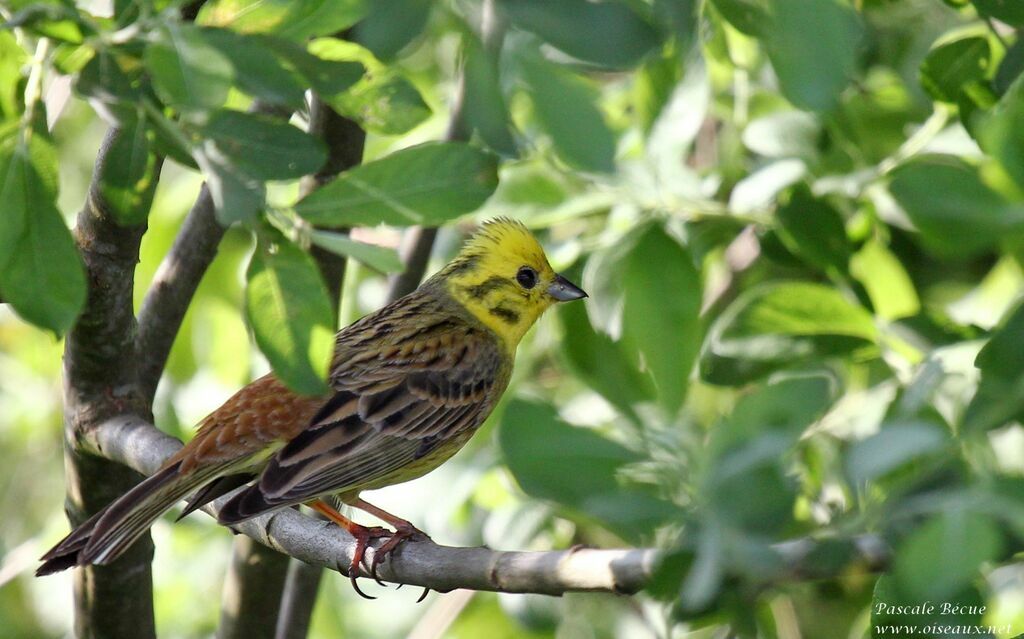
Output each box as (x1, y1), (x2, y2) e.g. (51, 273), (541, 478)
(37, 462), (223, 576)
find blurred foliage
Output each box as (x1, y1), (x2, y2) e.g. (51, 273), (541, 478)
(4, 0), (1024, 637)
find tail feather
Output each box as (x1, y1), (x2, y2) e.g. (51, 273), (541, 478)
(217, 484), (279, 525)
(37, 461), (227, 574)
(175, 472), (255, 522)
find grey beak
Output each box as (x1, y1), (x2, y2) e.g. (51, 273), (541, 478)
(548, 273), (588, 302)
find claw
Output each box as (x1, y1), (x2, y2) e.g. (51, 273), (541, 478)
(415, 586), (430, 603)
(344, 524), (393, 598)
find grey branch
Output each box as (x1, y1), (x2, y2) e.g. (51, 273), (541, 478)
(64, 126), (165, 639)
(135, 184), (224, 403)
(83, 415), (660, 595)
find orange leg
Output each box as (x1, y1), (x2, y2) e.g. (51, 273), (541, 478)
(310, 500), (392, 599)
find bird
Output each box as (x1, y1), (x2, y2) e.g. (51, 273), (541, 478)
(37, 217), (587, 597)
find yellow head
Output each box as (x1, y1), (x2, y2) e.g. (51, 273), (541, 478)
(439, 218), (587, 349)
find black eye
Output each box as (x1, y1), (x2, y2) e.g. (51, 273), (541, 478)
(516, 266), (537, 289)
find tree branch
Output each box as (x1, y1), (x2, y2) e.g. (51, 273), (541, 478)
(218, 536), (292, 637)
(135, 185), (223, 404)
(63, 127), (164, 639)
(275, 560), (324, 639)
(82, 415), (660, 595)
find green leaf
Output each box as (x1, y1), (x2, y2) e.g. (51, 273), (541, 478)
(702, 281), (877, 385)
(309, 230), (404, 273)
(845, 421), (949, 486)
(295, 142), (498, 227)
(309, 39), (429, 134)
(146, 23), (234, 111)
(710, 0), (768, 36)
(245, 235), (334, 395)
(849, 240), (920, 321)
(264, 38), (365, 99)
(703, 376), (833, 533)
(888, 156), (1024, 258)
(0, 31), (25, 121)
(972, 0), (1024, 28)
(519, 55), (616, 173)
(74, 47), (143, 125)
(461, 32), (517, 155)
(198, 0), (366, 41)
(919, 33), (992, 105)
(894, 512), (1003, 602)
(498, 400), (674, 542)
(558, 270), (654, 419)
(763, 0), (862, 112)
(981, 74), (1024, 192)
(351, 0), (431, 60)
(964, 301), (1024, 433)
(775, 186), (850, 274)
(195, 110), (327, 181)
(621, 225), (702, 414)
(710, 375), (833, 454)
(97, 113), (160, 224)
(0, 143), (85, 335)
(193, 140), (265, 226)
(199, 29), (308, 108)
(996, 37), (1024, 97)
(500, 0), (661, 70)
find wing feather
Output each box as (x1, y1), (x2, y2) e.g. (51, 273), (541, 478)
(217, 311), (508, 525)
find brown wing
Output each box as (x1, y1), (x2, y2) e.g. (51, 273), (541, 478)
(216, 302), (507, 524)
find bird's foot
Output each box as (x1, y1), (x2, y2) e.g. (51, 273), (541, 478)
(344, 524), (393, 599)
(369, 522), (430, 602)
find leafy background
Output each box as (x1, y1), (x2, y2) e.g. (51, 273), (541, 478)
(3, 0), (1024, 637)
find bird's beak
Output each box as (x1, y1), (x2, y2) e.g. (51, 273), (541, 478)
(547, 273), (588, 302)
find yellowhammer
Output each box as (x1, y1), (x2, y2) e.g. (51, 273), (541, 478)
(37, 218), (587, 596)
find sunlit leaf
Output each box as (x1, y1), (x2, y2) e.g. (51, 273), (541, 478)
(621, 225), (701, 414)
(702, 281), (877, 385)
(0, 138), (85, 335)
(295, 142), (498, 227)
(309, 231), (404, 273)
(146, 23), (234, 111)
(245, 234), (334, 395)
(850, 240), (920, 321)
(199, 0), (366, 40)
